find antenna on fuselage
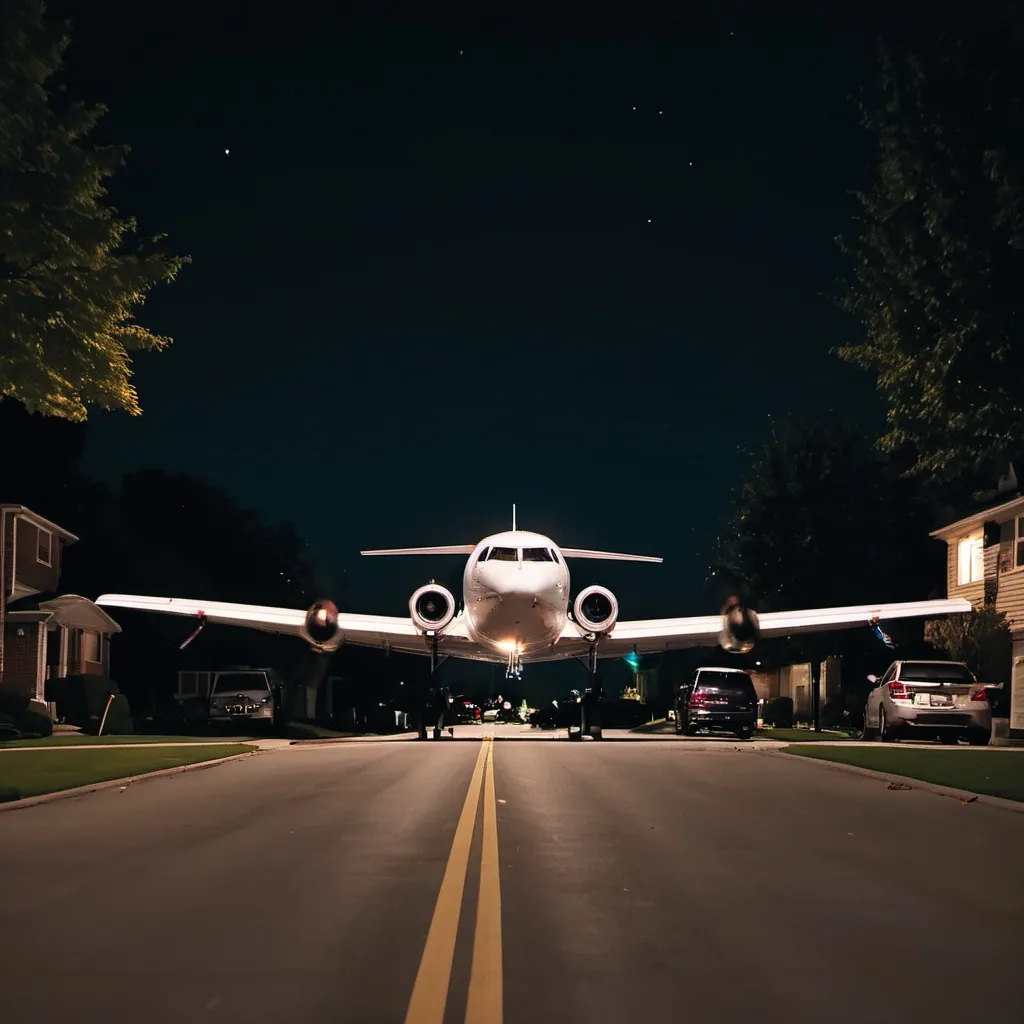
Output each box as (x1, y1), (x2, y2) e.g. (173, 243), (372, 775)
(512, 503), (516, 531)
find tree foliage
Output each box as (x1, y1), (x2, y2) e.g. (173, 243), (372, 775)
(0, 0), (187, 421)
(924, 606), (1012, 682)
(716, 417), (941, 615)
(834, 11), (1024, 482)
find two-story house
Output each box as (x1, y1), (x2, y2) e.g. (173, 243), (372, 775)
(931, 492), (1024, 733)
(1, 504), (121, 705)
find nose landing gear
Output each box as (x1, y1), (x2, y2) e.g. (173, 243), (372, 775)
(505, 646), (522, 680)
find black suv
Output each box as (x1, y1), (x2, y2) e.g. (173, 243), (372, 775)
(675, 667), (758, 739)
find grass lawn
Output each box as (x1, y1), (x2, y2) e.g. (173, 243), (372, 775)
(0, 733), (263, 748)
(0, 744), (258, 800)
(760, 728), (857, 743)
(784, 746), (1024, 802)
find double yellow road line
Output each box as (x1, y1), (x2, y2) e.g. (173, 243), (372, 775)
(405, 739), (502, 1024)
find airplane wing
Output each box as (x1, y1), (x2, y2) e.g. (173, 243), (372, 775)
(93, 594), (492, 659)
(546, 598), (974, 662)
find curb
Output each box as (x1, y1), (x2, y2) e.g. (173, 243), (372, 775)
(761, 747), (1024, 815)
(0, 746), (271, 814)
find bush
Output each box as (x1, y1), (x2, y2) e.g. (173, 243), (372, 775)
(764, 696), (794, 728)
(819, 699), (850, 731)
(47, 674), (119, 728)
(0, 685), (30, 717)
(15, 709), (53, 738)
(83, 693), (133, 735)
(0, 721), (20, 741)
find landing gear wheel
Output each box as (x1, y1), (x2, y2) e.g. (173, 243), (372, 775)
(432, 726), (441, 740)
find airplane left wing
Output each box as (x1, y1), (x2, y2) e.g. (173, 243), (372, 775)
(93, 594), (490, 659)
(549, 598), (974, 661)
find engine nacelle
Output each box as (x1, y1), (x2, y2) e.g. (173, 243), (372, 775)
(718, 597), (760, 654)
(573, 585), (619, 634)
(302, 599), (341, 650)
(410, 583), (456, 634)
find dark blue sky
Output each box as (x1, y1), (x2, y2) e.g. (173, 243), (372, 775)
(51, 2), (890, 618)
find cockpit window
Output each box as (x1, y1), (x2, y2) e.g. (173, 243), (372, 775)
(522, 547), (555, 562)
(483, 546), (518, 561)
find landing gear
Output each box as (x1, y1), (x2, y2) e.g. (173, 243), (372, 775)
(505, 645), (522, 680)
(569, 642), (603, 740)
(414, 635), (451, 741)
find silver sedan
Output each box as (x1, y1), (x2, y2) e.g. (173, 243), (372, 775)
(863, 659), (991, 745)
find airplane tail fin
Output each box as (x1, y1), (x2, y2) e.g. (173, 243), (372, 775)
(360, 545), (476, 556)
(560, 548), (663, 564)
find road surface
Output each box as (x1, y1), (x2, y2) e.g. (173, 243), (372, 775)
(1, 738), (1022, 1023)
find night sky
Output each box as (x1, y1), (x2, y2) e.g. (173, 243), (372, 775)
(49, 2), (894, 621)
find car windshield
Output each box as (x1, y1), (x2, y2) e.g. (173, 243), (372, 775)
(213, 673), (269, 694)
(899, 663), (975, 684)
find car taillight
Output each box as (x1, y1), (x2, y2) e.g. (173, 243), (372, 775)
(888, 681), (911, 700)
(691, 692), (707, 707)
(970, 687), (988, 702)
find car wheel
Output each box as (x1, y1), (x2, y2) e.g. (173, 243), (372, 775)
(684, 722), (699, 737)
(879, 706), (896, 742)
(675, 715), (684, 735)
(967, 728), (990, 747)
(735, 726), (753, 740)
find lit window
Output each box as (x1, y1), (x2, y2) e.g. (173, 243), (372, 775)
(957, 531), (984, 585)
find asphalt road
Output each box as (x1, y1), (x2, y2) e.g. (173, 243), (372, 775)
(2, 738), (1023, 1024)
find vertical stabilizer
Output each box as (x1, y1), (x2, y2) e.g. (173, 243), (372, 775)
(512, 503), (517, 531)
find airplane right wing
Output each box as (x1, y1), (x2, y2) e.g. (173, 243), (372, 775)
(547, 597), (974, 661)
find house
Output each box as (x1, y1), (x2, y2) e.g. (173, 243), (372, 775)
(0, 504), (121, 704)
(930, 491), (1024, 733)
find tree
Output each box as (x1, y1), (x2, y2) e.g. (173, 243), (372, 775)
(0, 0), (187, 421)
(924, 606), (1012, 683)
(716, 417), (941, 614)
(833, 10), (1024, 484)
(714, 417), (946, 718)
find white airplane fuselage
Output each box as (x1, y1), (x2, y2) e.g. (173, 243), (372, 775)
(461, 530), (571, 659)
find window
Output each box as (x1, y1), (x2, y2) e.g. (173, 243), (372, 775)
(482, 546), (518, 562)
(1016, 516), (1024, 570)
(81, 631), (100, 663)
(37, 527), (52, 566)
(522, 547), (555, 562)
(957, 531), (983, 585)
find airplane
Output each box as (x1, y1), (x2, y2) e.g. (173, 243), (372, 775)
(96, 507), (972, 737)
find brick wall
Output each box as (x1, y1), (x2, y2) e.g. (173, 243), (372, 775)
(3, 622), (39, 699)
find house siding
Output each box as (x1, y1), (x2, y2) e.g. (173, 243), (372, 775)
(0, 509), (10, 677)
(13, 516), (61, 595)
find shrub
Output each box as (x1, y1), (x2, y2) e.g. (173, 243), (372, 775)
(0, 685), (30, 717)
(0, 721), (20, 741)
(764, 696), (794, 728)
(15, 709), (53, 738)
(47, 674), (119, 728)
(86, 693), (134, 735)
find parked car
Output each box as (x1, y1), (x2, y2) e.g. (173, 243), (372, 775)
(675, 667), (758, 739)
(862, 660), (991, 745)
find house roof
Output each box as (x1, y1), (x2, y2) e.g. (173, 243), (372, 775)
(5, 593), (121, 633)
(0, 504), (78, 543)
(929, 493), (1024, 540)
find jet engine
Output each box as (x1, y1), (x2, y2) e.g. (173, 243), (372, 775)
(573, 585), (619, 634)
(718, 596), (760, 654)
(410, 583), (456, 633)
(301, 599), (342, 650)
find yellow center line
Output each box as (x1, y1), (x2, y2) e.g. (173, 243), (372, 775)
(404, 739), (488, 1024)
(465, 737), (503, 1024)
